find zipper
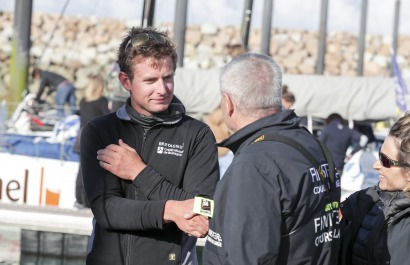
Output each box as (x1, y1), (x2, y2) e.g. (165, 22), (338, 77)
(133, 127), (150, 201)
(140, 123), (160, 155)
(141, 129), (148, 155)
(125, 234), (132, 265)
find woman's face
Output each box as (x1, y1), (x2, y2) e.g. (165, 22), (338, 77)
(373, 136), (410, 191)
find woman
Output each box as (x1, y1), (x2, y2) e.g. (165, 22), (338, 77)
(74, 74), (111, 208)
(339, 112), (410, 265)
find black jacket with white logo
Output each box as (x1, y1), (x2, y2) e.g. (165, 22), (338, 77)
(202, 110), (341, 265)
(81, 99), (219, 265)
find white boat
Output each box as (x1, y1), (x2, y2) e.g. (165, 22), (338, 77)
(0, 94), (80, 210)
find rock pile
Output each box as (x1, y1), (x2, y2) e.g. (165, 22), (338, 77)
(0, 11), (409, 98)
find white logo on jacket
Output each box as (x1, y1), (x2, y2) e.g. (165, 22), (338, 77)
(157, 141), (184, 157)
(207, 228), (222, 247)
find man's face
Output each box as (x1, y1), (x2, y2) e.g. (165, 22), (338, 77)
(121, 57), (175, 116)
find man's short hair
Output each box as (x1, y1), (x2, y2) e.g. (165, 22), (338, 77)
(220, 53), (283, 117)
(117, 27), (177, 81)
(325, 113), (345, 125)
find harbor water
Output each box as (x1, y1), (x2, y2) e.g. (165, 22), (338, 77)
(0, 224), (88, 265)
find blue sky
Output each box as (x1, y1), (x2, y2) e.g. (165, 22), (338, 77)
(1, 0), (410, 36)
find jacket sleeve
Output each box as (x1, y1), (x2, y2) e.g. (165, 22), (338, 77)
(134, 126), (220, 200)
(35, 78), (48, 101)
(221, 156), (282, 265)
(319, 127), (327, 143)
(81, 121), (166, 231)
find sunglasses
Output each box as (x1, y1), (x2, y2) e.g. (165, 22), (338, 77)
(125, 32), (168, 50)
(379, 147), (410, 168)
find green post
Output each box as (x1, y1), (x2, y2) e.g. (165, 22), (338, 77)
(9, 39), (27, 108)
(9, 0), (33, 113)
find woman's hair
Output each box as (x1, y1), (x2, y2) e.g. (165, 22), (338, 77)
(84, 74), (105, 102)
(389, 112), (410, 180)
(282, 84), (296, 104)
(219, 53), (282, 118)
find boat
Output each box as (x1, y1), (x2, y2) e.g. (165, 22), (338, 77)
(0, 94), (80, 209)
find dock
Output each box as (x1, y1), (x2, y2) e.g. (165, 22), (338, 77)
(0, 203), (93, 235)
(0, 203), (206, 264)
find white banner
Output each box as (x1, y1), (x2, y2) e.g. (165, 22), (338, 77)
(0, 153), (79, 209)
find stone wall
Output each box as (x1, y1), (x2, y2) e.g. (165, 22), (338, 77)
(1, 11), (409, 99)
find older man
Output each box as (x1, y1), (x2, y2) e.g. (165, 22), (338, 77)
(202, 53), (341, 265)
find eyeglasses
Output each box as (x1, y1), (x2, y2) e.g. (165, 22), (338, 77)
(379, 147), (410, 168)
(125, 32), (168, 50)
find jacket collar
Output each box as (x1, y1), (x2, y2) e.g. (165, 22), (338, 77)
(116, 96), (186, 126)
(379, 189), (410, 225)
(218, 110), (300, 154)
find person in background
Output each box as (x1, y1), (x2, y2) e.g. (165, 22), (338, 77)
(354, 121), (376, 145)
(73, 74), (111, 209)
(204, 107), (233, 178)
(202, 53), (341, 265)
(319, 113), (368, 176)
(81, 26), (219, 265)
(339, 112), (410, 265)
(226, 43), (247, 60)
(281, 84), (314, 133)
(105, 63), (129, 111)
(32, 67), (77, 117)
(282, 84), (296, 110)
(204, 43), (246, 178)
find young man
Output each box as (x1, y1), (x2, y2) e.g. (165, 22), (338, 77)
(81, 27), (219, 265)
(32, 68), (76, 117)
(202, 53), (341, 265)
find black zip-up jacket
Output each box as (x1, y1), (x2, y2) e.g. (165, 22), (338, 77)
(81, 100), (219, 265)
(202, 110), (341, 265)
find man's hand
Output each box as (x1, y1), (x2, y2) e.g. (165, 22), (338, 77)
(97, 139), (146, 181)
(163, 199), (209, 238)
